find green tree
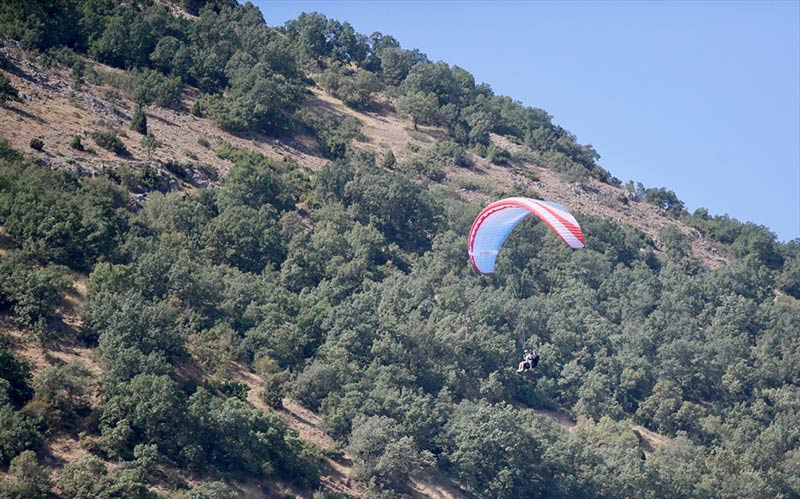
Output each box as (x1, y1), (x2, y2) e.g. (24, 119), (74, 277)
(99, 374), (186, 459)
(30, 361), (93, 428)
(202, 205), (285, 273)
(0, 251), (71, 340)
(215, 152), (293, 212)
(0, 345), (33, 408)
(444, 402), (549, 499)
(396, 91), (438, 130)
(130, 103), (148, 135)
(347, 414), (432, 494)
(645, 187), (685, 215)
(0, 450), (52, 499)
(59, 455), (159, 499)
(205, 62), (303, 135)
(378, 47), (417, 86)
(344, 171), (441, 250)
(82, 291), (183, 383)
(0, 404), (40, 465)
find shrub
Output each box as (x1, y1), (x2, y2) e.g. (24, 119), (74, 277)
(69, 135), (84, 150)
(0, 74), (19, 105)
(133, 69), (183, 109)
(219, 381), (249, 401)
(0, 139), (22, 161)
(130, 104), (148, 135)
(190, 99), (204, 117)
(0, 405), (41, 465)
(28, 137), (43, 151)
(91, 130), (129, 156)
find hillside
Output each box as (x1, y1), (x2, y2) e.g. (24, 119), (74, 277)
(0, 40), (726, 268)
(1, 3), (798, 499)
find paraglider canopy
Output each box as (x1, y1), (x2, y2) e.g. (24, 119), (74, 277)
(468, 197), (584, 274)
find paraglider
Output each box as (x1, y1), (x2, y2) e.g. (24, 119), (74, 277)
(517, 349), (539, 373)
(467, 197), (584, 274)
(467, 197), (584, 373)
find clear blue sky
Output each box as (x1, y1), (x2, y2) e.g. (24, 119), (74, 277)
(251, 0), (800, 242)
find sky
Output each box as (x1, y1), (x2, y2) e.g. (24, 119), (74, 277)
(251, 0), (800, 242)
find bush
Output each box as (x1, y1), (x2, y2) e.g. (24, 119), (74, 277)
(69, 135), (84, 150)
(133, 69), (183, 109)
(91, 130), (129, 156)
(0, 74), (19, 105)
(0, 165), (130, 269)
(28, 137), (43, 151)
(298, 111), (364, 160)
(219, 381), (249, 401)
(0, 346), (34, 407)
(187, 481), (237, 499)
(260, 372), (288, 409)
(0, 139), (22, 161)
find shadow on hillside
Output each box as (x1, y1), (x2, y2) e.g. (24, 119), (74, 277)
(149, 113), (177, 127)
(5, 103), (46, 124)
(305, 93), (347, 119)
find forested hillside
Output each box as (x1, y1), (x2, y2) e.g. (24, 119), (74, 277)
(0, 1), (798, 498)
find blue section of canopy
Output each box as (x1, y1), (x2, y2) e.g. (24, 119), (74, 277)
(470, 206), (530, 273)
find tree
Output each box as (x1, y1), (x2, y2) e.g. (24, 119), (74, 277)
(0, 251), (71, 341)
(0, 346), (33, 407)
(205, 62), (304, 135)
(347, 414), (431, 494)
(59, 455), (159, 499)
(215, 149), (293, 212)
(381, 150), (396, 169)
(187, 482), (237, 499)
(444, 402), (549, 499)
(99, 374), (186, 459)
(201, 205), (285, 273)
(645, 187), (685, 215)
(0, 450), (52, 499)
(82, 291), (183, 383)
(396, 91), (438, 130)
(0, 404), (41, 465)
(130, 104), (148, 135)
(30, 362), (93, 428)
(379, 47), (416, 86)
(344, 171), (441, 250)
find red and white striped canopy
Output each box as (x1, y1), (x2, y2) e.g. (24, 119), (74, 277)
(468, 197), (584, 274)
